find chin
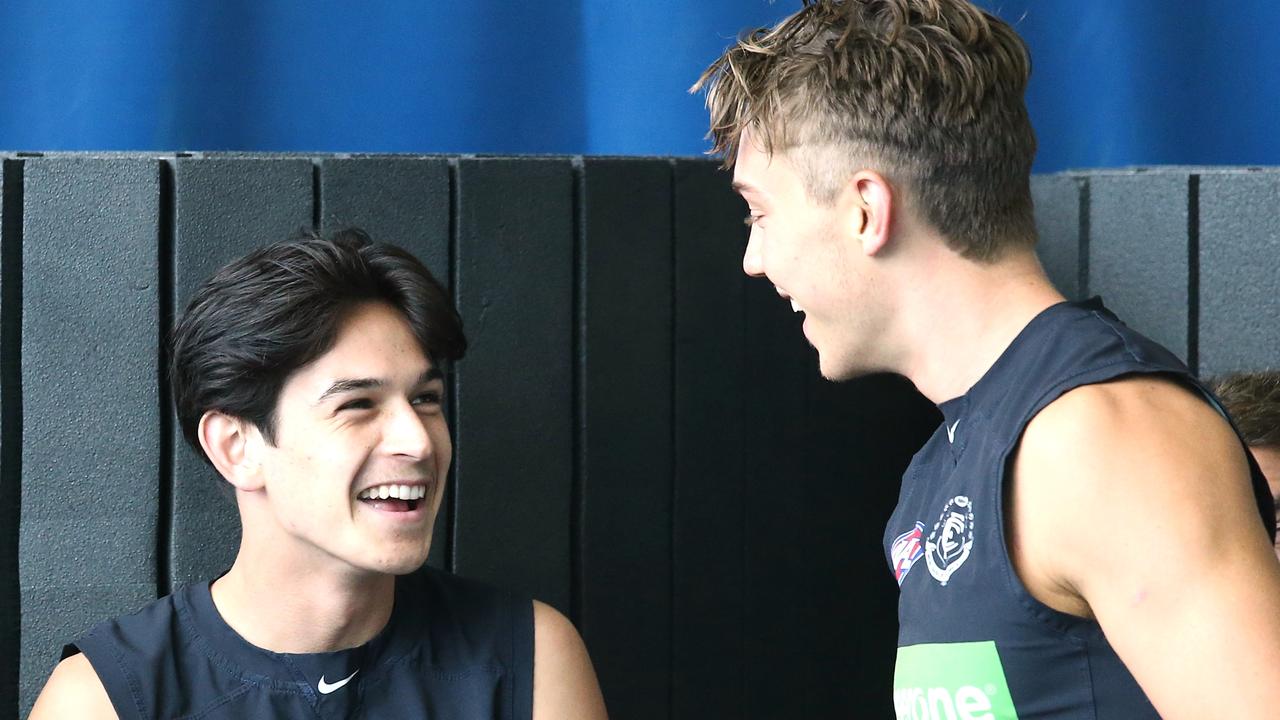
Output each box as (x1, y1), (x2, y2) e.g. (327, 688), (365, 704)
(363, 543), (432, 576)
(817, 352), (872, 383)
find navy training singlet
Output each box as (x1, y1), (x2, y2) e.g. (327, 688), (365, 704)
(884, 298), (1275, 719)
(64, 567), (534, 719)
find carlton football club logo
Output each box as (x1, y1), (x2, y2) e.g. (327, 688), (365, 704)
(925, 495), (975, 586)
(891, 522), (925, 586)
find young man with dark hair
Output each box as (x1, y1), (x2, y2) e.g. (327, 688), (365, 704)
(1213, 370), (1280, 558)
(694, 1), (1280, 716)
(29, 229), (608, 719)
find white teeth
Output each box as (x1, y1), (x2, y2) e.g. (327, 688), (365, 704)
(791, 299), (802, 313)
(359, 484), (428, 501)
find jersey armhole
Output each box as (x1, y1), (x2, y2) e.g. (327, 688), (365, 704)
(992, 366), (1177, 641)
(69, 633), (148, 720)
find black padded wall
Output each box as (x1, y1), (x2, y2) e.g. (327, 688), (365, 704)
(1199, 171), (1280, 377)
(4, 158), (1279, 720)
(168, 157), (315, 591)
(670, 159), (749, 719)
(577, 158), (674, 719)
(451, 158), (577, 615)
(317, 156), (454, 568)
(1089, 171), (1195, 364)
(0, 159), (22, 720)
(18, 157), (162, 715)
(1031, 174), (1086, 300)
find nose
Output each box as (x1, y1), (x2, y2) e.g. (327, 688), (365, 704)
(742, 230), (765, 277)
(382, 401), (434, 459)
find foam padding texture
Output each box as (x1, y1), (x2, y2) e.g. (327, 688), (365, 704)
(1088, 171), (1192, 361)
(1031, 173), (1084, 299)
(168, 157), (313, 589)
(451, 158), (574, 614)
(318, 157), (454, 569)
(1197, 170), (1280, 377)
(18, 157), (161, 716)
(576, 158), (674, 720)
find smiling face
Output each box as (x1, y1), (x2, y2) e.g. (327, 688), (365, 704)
(733, 132), (885, 380)
(249, 301), (451, 576)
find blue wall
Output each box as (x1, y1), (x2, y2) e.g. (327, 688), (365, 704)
(1, 1), (1278, 171)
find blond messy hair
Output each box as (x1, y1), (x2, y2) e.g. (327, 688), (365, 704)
(691, 0), (1038, 261)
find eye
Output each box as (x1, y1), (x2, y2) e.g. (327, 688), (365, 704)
(412, 390), (444, 408)
(337, 398), (374, 411)
(743, 214), (761, 227)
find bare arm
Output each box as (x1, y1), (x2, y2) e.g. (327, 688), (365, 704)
(1010, 376), (1280, 717)
(26, 653), (118, 720)
(532, 600), (608, 720)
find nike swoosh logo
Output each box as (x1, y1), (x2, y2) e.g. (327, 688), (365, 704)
(945, 420), (960, 444)
(317, 669), (359, 695)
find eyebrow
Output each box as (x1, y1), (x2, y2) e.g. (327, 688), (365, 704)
(314, 368), (443, 405)
(731, 180), (755, 194)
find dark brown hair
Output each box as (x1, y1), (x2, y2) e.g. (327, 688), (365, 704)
(692, 0), (1038, 260)
(1212, 371), (1280, 449)
(170, 228), (466, 465)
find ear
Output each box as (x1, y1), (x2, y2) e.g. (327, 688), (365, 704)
(197, 411), (266, 492)
(847, 170), (894, 257)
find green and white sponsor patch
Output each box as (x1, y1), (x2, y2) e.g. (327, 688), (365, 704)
(893, 641), (1018, 720)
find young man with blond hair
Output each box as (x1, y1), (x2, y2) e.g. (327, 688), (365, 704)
(695, 1), (1280, 716)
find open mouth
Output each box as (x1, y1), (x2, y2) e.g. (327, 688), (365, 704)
(357, 483), (429, 513)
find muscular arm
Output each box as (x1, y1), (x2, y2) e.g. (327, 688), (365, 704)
(532, 600), (608, 720)
(26, 653), (118, 720)
(1009, 376), (1280, 717)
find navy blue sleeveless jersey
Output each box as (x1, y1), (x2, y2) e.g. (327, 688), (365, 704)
(884, 298), (1275, 719)
(63, 567), (534, 719)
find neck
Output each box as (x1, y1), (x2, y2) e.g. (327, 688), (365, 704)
(211, 509), (396, 654)
(890, 246), (1065, 405)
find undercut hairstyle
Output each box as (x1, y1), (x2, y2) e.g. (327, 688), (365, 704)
(1211, 371), (1280, 450)
(692, 0), (1038, 260)
(170, 228), (466, 465)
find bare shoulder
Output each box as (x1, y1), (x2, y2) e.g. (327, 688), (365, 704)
(1010, 373), (1269, 607)
(26, 653), (118, 720)
(532, 600), (608, 720)
(1020, 374), (1249, 500)
(1013, 376), (1280, 713)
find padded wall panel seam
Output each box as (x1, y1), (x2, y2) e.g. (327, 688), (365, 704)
(317, 157), (453, 570)
(17, 157), (161, 718)
(452, 158), (574, 614)
(671, 160), (747, 719)
(0, 158), (24, 720)
(169, 157), (314, 590)
(578, 158), (674, 720)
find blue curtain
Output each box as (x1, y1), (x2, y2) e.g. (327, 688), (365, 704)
(2, 1), (1277, 172)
